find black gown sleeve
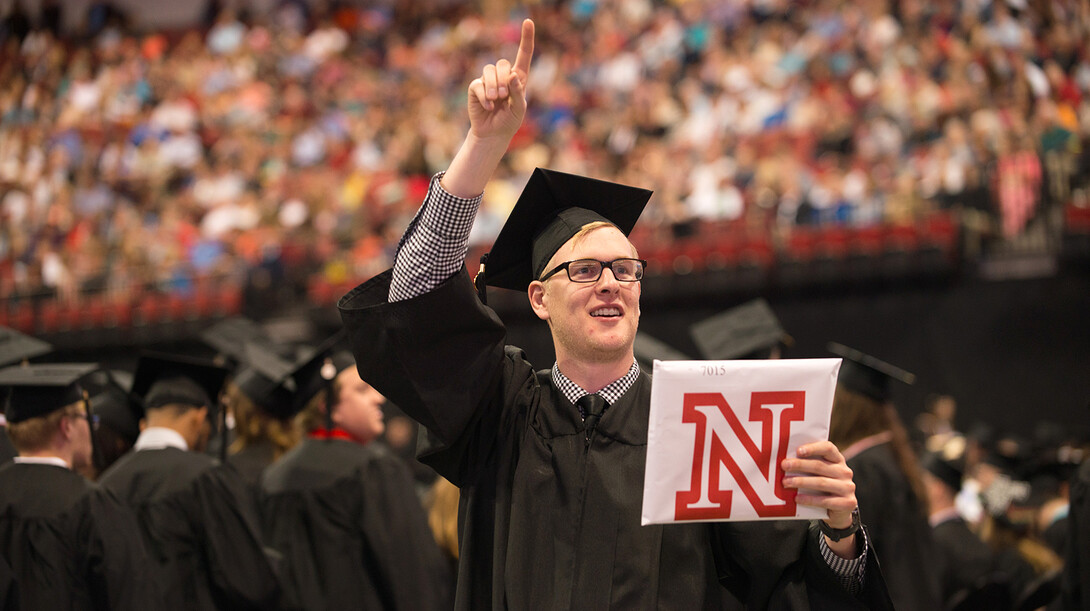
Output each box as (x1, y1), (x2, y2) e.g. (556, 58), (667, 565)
(193, 465), (280, 609)
(710, 519), (893, 610)
(83, 487), (164, 609)
(340, 267), (533, 486)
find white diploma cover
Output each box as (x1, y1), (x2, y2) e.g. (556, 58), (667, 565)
(642, 358), (841, 525)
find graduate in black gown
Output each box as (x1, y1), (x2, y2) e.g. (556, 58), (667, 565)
(261, 335), (451, 610)
(200, 318), (302, 487)
(827, 343), (942, 611)
(0, 363), (161, 610)
(98, 352), (280, 610)
(0, 326), (55, 464)
(921, 450), (999, 606)
(339, 19), (892, 610)
(84, 368), (142, 478)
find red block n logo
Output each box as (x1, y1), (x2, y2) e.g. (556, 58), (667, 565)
(674, 391), (805, 520)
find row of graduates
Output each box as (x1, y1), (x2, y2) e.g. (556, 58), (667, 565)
(0, 322), (453, 610)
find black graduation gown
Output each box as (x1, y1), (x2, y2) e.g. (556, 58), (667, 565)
(339, 268), (893, 610)
(98, 447), (280, 610)
(1063, 458), (1090, 610)
(848, 442), (942, 610)
(932, 514), (994, 605)
(0, 552), (17, 610)
(0, 462), (161, 610)
(261, 437), (451, 611)
(228, 439), (278, 489)
(0, 425), (15, 464)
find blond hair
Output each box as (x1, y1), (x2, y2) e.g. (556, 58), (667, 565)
(425, 477), (460, 560)
(6, 401), (83, 454)
(225, 383), (301, 460)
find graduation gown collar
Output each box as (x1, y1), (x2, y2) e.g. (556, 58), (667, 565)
(532, 370), (651, 446)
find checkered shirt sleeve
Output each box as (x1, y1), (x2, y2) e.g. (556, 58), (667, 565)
(819, 525), (868, 594)
(389, 172), (483, 303)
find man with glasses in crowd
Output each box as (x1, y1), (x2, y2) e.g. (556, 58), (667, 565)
(340, 19), (892, 609)
(0, 363), (160, 609)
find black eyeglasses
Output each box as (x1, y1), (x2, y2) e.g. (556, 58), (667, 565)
(539, 258), (647, 283)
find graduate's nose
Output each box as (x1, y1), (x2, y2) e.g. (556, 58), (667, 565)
(596, 265), (621, 292)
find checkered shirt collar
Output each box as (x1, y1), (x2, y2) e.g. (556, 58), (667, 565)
(551, 359), (641, 411)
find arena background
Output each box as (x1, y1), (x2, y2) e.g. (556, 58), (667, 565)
(3, 0), (1089, 442)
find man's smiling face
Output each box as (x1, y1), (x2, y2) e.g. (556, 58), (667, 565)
(530, 225), (641, 365)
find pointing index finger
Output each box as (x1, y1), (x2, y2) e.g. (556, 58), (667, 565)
(513, 19), (535, 81)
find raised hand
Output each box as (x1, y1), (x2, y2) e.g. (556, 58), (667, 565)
(467, 19), (535, 142)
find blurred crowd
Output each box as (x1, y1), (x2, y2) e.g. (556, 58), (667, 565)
(2, 0), (1090, 308)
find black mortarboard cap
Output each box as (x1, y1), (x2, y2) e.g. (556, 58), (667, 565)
(288, 333), (356, 414)
(483, 168), (653, 291)
(0, 326), (53, 367)
(131, 351), (229, 414)
(84, 369), (141, 444)
(827, 342), (915, 402)
(0, 363), (100, 423)
(198, 317), (275, 369)
(690, 299), (793, 360)
(233, 342), (298, 419)
(633, 332), (690, 372)
(922, 451), (964, 492)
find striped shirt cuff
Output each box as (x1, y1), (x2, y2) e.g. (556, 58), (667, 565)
(389, 172), (484, 302)
(818, 525), (868, 595)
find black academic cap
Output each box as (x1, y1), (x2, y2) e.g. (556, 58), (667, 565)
(633, 332), (690, 371)
(690, 299), (793, 360)
(288, 333), (356, 415)
(0, 363), (100, 423)
(922, 451), (964, 492)
(232, 342), (298, 419)
(484, 168), (653, 291)
(827, 342), (915, 402)
(84, 369), (142, 444)
(0, 326), (53, 368)
(131, 351), (229, 413)
(198, 317), (275, 369)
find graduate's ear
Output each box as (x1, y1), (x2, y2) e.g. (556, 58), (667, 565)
(528, 280), (550, 322)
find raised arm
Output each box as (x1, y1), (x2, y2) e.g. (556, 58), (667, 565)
(389, 19), (535, 302)
(442, 18), (535, 197)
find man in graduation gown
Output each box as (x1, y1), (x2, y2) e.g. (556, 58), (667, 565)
(0, 326), (55, 464)
(261, 336), (450, 610)
(0, 363), (161, 610)
(921, 451), (997, 606)
(98, 352), (280, 610)
(339, 19), (892, 610)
